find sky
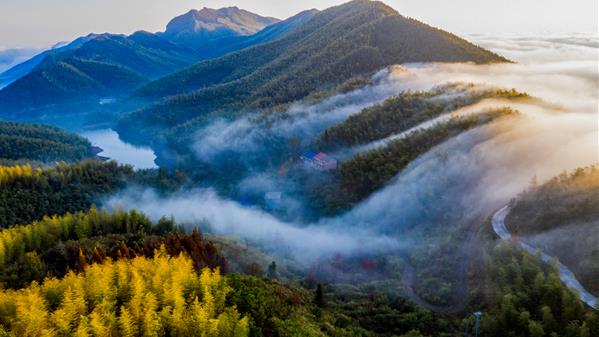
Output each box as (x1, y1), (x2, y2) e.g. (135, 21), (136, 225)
(0, 0), (597, 50)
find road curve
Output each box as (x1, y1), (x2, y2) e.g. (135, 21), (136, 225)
(492, 205), (598, 309)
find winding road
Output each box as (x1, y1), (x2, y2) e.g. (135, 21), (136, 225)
(492, 205), (598, 309)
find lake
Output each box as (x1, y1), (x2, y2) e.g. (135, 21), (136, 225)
(81, 129), (157, 169)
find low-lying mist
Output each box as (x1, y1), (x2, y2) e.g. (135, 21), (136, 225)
(107, 34), (598, 277)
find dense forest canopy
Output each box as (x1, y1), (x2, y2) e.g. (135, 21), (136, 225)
(0, 160), (188, 229)
(0, 121), (94, 163)
(477, 243), (599, 337)
(0, 251), (249, 337)
(0, 161), (133, 228)
(309, 108), (519, 213)
(0, 0), (595, 336)
(317, 84), (530, 150)
(507, 166), (599, 295)
(0, 207), (226, 289)
(117, 0), (507, 149)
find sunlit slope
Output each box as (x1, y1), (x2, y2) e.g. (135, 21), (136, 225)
(0, 251), (248, 336)
(307, 108), (520, 214)
(0, 161), (133, 228)
(161, 6), (279, 48)
(317, 85), (529, 150)
(506, 166), (599, 295)
(0, 208), (226, 289)
(119, 0), (507, 143)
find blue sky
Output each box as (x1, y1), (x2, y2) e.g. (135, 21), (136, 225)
(1, 0), (597, 49)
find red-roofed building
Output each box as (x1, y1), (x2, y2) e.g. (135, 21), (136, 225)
(301, 151), (337, 170)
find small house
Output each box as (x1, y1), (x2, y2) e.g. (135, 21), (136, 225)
(301, 151), (337, 170)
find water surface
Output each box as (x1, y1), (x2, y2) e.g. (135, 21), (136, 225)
(81, 129), (157, 169)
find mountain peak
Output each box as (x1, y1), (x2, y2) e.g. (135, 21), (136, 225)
(163, 7), (280, 44)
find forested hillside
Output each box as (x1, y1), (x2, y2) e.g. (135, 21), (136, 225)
(506, 166), (599, 295)
(0, 33), (197, 116)
(0, 34), (102, 89)
(317, 85), (529, 150)
(0, 1), (595, 336)
(476, 243), (599, 337)
(0, 161), (132, 227)
(118, 0), (507, 145)
(0, 8), (317, 121)
(0, 208), (225, 288)
(0, 59), (147, 117)
(0, 121), (94, 163)
(302, 108), (518, 214)
(0, 251), (248, 336)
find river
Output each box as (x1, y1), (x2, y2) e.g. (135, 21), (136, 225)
(81, 129), (157, 169)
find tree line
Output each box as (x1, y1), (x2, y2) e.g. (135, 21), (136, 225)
(0, 250), (248, 337)
(317, 84), (530, 151)
(0, 207), (227, 289)
(309, 108), (518, 213)
(0, 121), (93, 163)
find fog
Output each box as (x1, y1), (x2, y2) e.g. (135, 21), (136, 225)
(107, 34), (598, 272)
(107, 187), (402, 264)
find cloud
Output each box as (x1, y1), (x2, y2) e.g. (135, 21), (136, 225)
(108, 34), (598, 276)
(106, 188), (402, 265)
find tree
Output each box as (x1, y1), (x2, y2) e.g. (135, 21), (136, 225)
(315, 283), (325, 308)
(267, 261), (278, 280)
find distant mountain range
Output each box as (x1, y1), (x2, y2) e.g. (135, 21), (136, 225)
(0, 35), (101, 89)
(0, 7), (314, 119)
(0, 0), (506, 132)
(118, 0), (507, 144)
(160, 7), (280, 48)
(0, 48), (40, 74)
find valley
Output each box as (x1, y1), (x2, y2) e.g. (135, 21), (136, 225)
(0, 0), (597, 336)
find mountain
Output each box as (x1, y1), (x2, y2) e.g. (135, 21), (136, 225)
(0, 120), (94, 164)
(120, 0), (508, 144)
(506, 166), (599, 295)
(0, 34), (101, 89)
(0, 8), (315, 123)
(0, 58), (148, 118)
(172, 9), (319, 61)
(0, 32), (198, 119)
(0, 48), (39, 74)
(161, 6), (280, 49)
(33, 32), (198, 80)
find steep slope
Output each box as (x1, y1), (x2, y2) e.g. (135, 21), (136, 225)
(0, 48), (39, 74)
(0, 33), (198, 117)
(505, 166), (599, 295)
(120, 0), (507, 143)
(0, 34), (102, 88)
(172, 9), (319, 61)
(161, 6), (279, 49)
(0, 58), (147, 116)
(36, 32), (198, 79)
(0, 121), (94, 163)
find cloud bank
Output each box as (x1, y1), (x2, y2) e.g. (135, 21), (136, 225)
(107, 34), (598, 270)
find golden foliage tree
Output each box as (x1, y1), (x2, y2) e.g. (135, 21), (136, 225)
(0, 249), (248, 337)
